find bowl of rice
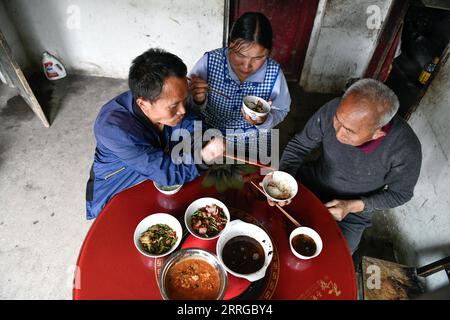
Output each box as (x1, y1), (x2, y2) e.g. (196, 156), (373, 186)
(262, 171), (298, 203)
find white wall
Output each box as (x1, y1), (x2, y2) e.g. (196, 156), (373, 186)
(2, 0), (224, 78)
(401, 53), (450, 290)
(300, 0), (393, 93)
(370, 52), (450, 291)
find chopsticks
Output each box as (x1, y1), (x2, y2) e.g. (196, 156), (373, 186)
(223, 154), (275, 170)
(207, 86), (231, 100)
(187, 77), (230, 100)
(250, 181), (302, 228)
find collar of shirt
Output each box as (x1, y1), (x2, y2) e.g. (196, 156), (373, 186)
(131, 101), (170, 148)
(132, 101), (155, 130)
(357, 121), (393, 154)
(224, 48), (268, 84)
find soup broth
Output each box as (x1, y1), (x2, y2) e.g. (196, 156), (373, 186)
(292, 234), (317, 257)
(222, 236), (265, 275)
(165, 258), (221, 300)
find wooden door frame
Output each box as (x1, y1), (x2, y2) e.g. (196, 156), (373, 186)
(299, 0), (327, 88)
(364, 0), (410, 80)
(223, 0), (231, 47)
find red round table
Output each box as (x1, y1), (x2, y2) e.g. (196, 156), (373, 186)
(73, 175), (357, 300)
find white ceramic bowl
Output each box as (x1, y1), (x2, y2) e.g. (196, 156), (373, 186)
(289, 226), (323, 259)
(153, 181), (183, 195)
(262, 171), (298, 203)
(158, 248), (228, 300)
(216, 219), (273, 282)
(184, 197), (230, 240)
(134, 213), (183, 258)
(242, 95), (271, 120)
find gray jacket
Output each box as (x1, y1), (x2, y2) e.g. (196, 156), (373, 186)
(279, 98), (422, 213)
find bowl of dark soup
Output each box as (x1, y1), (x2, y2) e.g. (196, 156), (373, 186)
(216, 220), (273, 282)
(289, 227), (322, 259)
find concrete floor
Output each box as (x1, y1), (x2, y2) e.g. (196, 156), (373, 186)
(0, 74), (339, 299)
(0, 75), (128, 299)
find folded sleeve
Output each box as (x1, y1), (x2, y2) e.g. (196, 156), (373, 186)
(99, 124), (200, 186)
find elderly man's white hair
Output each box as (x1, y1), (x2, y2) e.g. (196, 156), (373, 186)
(343, 78), (400, 127)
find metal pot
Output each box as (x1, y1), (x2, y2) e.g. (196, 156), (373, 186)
(158, 248), (228, 300)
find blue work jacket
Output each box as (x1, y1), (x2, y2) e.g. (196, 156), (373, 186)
(86, 91), (201, 219)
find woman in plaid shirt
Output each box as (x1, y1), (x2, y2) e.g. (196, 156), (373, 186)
(189, 12), (291, 157)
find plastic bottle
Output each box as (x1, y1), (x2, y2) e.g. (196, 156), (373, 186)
(418, 57), (439, 85)
(42, 51), (67, 80)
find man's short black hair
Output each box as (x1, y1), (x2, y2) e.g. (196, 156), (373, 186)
(128, 48), (187, 102)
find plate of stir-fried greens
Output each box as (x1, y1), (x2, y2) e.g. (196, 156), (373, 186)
(139, 224), (177, 254)
(134, 213), (182, 258)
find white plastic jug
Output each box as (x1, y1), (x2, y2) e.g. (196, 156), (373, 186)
(42, 51), (67, 80)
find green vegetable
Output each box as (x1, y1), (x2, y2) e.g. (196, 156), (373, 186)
(202, 164), (257, 193)
(139, 224), (177, 254)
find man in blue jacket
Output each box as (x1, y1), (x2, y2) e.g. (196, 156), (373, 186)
(86, 48), (224, 219)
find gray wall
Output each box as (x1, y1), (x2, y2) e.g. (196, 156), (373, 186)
(0, 0), (31, 79)
(370, 51), (450, 291)
(300, 0), (393, 93)
(1, 0), (224, 78)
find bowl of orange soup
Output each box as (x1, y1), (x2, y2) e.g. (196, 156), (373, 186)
(158, 248), (228, 300)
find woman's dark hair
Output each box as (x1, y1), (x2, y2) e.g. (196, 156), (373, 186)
(229, 12), (273, 52)
(128, 48), (187, 102)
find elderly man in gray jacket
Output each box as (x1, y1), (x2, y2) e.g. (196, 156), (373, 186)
(276, 79), (422, 254)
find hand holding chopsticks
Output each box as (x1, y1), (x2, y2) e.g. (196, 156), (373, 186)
(201, 135), (275, 170)
(250, 181), (301, 228)
(188, 76), (230, 100)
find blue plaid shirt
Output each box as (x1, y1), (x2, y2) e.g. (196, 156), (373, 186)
(189, 48), (291, 133)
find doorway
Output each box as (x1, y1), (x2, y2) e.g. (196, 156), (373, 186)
(365, 0), (450, 119)
(228, 0), (319, 82)
(385, 3), (450, 118)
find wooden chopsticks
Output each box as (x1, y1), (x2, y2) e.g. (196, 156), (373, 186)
(250, 181), (302, 228)
(187, 77), (230, 100)
(206, 85), (230, 100)
(223, 154), (275, 170)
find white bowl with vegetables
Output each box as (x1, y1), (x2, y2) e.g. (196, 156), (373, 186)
(134, 213), (183, 258)
(184, 198), (230, 240)
(242, 95), (271, 120)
